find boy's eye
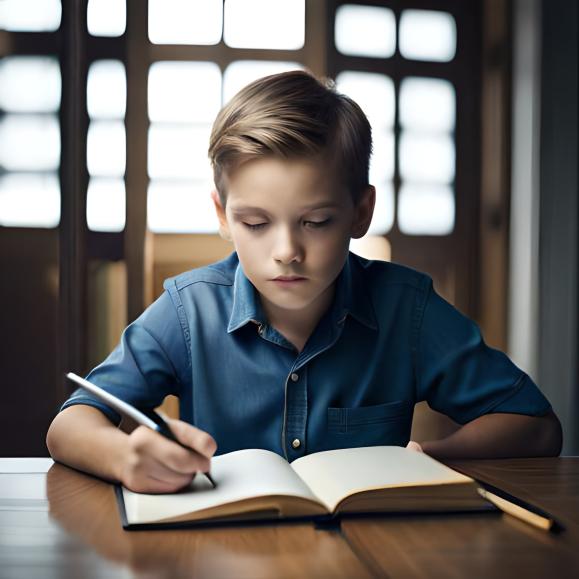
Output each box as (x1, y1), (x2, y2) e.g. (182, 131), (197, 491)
(243, 222), (267, 231)
(304, 218), (331, 228)
(242, 218), (331, 231)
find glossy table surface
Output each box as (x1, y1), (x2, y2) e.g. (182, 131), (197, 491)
(1, 456), (578, 578)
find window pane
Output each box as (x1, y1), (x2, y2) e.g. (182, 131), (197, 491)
(370, 130), (394, 183)
(87, 0), (126, 37)
(0, 0), (61, 32)
(367, 181), (394, 235)
(224, 0), (305, 50)
(398, 183), (454, 235)
(148, 62), (221, 123)
(336, 71), (395, 129)
(399, 10), (456, 62)
(399, 133), (455, 184)
(149, 0), (222, 45)
(87, 121), (126, 177)
(400, 77), (455, 132)
(87, 60), (126, 119)
(0, 173), (60, 228)
(148, 125), (212, 180)
(223, 61), (303, 104)
(147, 181), (219, 233)
(0, 115), (60, 171)
(86, 178), (125, 232)
(335, 4), (395, 58)
(0, 57), (61, 113)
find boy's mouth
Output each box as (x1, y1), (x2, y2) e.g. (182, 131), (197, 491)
(272, 275), (306, 281)
(271, 275), (307, 285)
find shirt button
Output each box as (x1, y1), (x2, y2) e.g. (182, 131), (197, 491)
(290, 372), (299, 382)
(292, 438), (301, 449)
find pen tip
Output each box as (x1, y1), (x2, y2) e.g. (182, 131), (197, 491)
(204, 472), (217, 488)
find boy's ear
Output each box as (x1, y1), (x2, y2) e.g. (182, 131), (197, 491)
(351, 185), (376, 239)
(211, 189), (232, 241)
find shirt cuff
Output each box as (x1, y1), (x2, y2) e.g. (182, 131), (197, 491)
(60, 395), (122, 427)
(480, 373), (552, 418)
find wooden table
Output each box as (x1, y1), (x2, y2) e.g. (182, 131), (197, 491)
(1, 457), (578, 578)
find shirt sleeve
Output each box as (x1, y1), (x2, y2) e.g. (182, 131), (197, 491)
(415, 277), (552, 425)
(59, 291), (191, 425)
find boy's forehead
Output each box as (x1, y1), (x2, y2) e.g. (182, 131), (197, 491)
(224, 156), (348, 205)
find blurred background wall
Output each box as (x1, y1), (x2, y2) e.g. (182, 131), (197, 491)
(0, 0), (576, 456)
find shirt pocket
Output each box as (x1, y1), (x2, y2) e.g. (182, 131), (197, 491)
(326, 400), (413, 448)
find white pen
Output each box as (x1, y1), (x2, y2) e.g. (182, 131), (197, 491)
(66, 372), (216, 488)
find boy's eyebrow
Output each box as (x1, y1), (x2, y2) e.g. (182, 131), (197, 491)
(229, 201), (341, 215)
(302, 201), (342, 210)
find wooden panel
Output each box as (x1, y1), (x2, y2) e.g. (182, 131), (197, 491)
(86, 260), (127, 370)
(477, 0), (511, 351)
(152, 234), (234, 300)
(59, 0), (89, 393)
(125, 0), (152, 324)
(0, 230), (59, 456)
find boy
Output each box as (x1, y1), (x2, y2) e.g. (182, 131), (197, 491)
(47, 70), (562, 494)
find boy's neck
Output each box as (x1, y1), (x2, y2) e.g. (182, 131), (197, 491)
(259, 283), (336, 353)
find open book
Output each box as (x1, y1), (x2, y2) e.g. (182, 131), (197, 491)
(116, 446), (493, 529)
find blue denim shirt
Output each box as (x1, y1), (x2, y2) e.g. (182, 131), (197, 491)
(61, 251), (551, 461)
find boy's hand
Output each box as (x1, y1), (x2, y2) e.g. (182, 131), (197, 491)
(119, 419), (217, 494)
(406, 440), (424, 453)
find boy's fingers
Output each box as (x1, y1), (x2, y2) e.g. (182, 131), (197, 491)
(406, 440), (424, 453)
(131, 426), (210, 475)
(163, 451), (210, 476)
(147, 468), (195, 490)
(166, 419), (218, 459)
(132, 471), (194, 494)
(154, 435), (211, 475)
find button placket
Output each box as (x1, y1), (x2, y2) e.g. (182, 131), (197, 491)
(282, 367), (308, 459)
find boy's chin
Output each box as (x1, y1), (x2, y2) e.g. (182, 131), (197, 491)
(260, 289), (329, 313)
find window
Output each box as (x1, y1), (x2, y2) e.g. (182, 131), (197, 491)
(399, 9), (456, 62)
(0, 0), (61, 32)
(330, 0), (481, 317)
(335, 71), (395, 234)
(144, 3), (305, 233)
(86, 59), (127, 232)
(87, 0), (126, 37)
(0, 54), (61, 227)
(0, 0), (487, 454)
(334, 4), (458, 237)
(335, 4), (395, 58)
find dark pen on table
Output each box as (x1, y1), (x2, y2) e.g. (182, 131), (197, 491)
(66, 372), (217, 489)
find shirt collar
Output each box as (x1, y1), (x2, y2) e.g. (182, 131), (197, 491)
(227, 252), (378, 334)
(333, 252), (378, 331)
(227, 260), (266, 333)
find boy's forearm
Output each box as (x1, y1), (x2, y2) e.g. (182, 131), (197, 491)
(46, 405), (130, 483)
(420, 410), (563, 460)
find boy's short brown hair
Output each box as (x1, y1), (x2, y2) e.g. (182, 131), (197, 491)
(208, 69), (372, 206)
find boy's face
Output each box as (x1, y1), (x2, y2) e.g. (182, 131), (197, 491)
(212, 157), (375, 324)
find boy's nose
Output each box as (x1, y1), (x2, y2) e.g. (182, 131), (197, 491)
(272, 227), (304, 264)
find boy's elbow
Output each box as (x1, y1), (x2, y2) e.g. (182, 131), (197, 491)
(539, 410), (563, 456)
(46, 414), (63, 460)
(46, 409), (74, 461)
